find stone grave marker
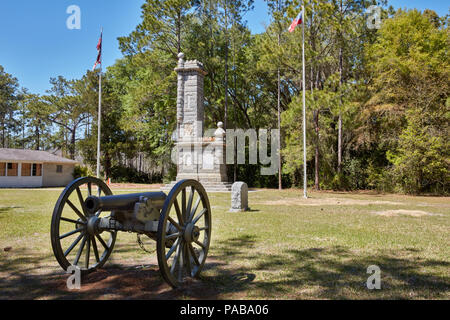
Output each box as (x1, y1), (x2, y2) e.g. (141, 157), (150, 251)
(230, 182), (249, 212)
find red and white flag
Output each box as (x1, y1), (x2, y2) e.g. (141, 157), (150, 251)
(289, 11), (303, 32)
(92, 31), (102, 71)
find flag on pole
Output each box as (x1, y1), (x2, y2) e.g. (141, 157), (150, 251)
(92, 31), (102, 71)
(289, 10), (303, 32)
(95, 28), (103, 178)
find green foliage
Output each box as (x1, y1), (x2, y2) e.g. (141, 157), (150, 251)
(342, 158), (366, 190)
(330, 172), (351, 191)
(387, 121), (449, 194)
(0, 65), (20, 148)
(163, 165), (178, 184)
(72, 165), (92, 179)
(365, 9), (449, 194)
(19, 93), (52, 150)
(366, 161), (395, 193)
(109, 165), (163, 184)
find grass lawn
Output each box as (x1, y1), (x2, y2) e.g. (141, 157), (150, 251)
(0, 187), (448, 300)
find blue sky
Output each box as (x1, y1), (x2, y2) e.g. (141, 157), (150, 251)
(0, 0), (447, 95)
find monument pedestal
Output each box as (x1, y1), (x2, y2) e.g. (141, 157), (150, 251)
(162, 181), (232, 193)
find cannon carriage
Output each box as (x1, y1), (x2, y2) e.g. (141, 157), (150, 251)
(50, 177), (211, 288)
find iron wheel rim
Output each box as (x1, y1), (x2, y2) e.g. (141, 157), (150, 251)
(50, 177), (116, 274)
(157, 180), (212, 288)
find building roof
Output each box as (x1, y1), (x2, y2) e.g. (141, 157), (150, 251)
(0, 148), (78, 164)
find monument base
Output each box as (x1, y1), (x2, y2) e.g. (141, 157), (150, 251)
(161, 180), (232, 193)
(229, 208), (250, 212)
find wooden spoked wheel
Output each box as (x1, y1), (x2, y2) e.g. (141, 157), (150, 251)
(50, 177), (116, 274)
(156, 180), (212, 288)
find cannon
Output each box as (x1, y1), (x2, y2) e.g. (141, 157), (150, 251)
(50, 177), (211, 288)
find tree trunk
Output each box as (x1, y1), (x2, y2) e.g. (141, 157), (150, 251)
(338, 45), (343, 174)
(64, 129), (68, 157)
(22, 115), (25, 149)
(277, 67), (282, 190)
(70, 128), (76, 160)
(314, 109), (320, 190)
(35, 122), (40, 150)
(209, 1), (215, 106)
(338, 113), (342, 173)
(105, 152), (111, 179)
(233, 23), (238, 183)
(337, 0), (343, 174)
(1, 120), (5, 148)
(176, 9), (181, 54)
(224, 1), (229, 130)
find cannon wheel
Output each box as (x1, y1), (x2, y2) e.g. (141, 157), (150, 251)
(157, 180), (212, 288)
(50, 177), (116, 274)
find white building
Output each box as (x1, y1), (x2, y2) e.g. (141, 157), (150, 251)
(0, 148), (78, 188)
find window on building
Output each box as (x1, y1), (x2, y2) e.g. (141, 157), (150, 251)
(21, 163), (32, 176)
(32, 164), (42, 177)
(56, 165), (63, 173)
(7, 163), (18, 176)
(0, 163), (5, 176)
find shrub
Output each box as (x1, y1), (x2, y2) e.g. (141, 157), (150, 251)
(330, 173), (351, 191)
(73, 165), (92, 179)
(366, 162), (395, 193)
(163, 165), (177, 184)
(343, 158), (367, 190)
(109, 165), (164, 184)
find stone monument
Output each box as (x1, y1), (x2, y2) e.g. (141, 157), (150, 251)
(230, 182), (249, 212)
(162, 53), (231, 192)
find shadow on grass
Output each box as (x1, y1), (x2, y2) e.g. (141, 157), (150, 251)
(0, 242), (219, 300)
(204, 236), (449, 299)
(0, 235), (448, 299)
(0, 207), (22, 214)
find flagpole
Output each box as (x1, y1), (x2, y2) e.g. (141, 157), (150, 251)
(302, 5), (308, 199)
(277, 0), (282, 191)
(96, 27), (103, 179)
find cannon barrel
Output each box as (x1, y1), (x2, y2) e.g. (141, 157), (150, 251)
(85, 192), (167, 215)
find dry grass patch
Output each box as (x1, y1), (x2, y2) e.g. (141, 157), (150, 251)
(373, 210), (442, 217)
(257, 198), (403, 207)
